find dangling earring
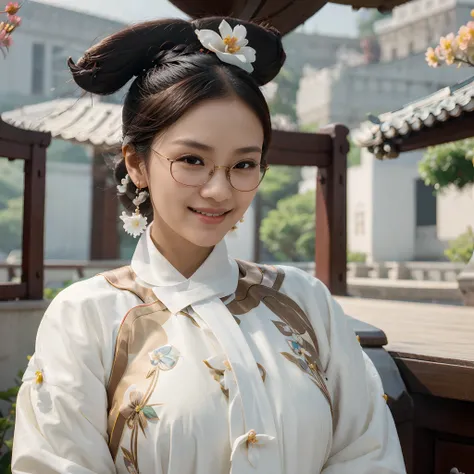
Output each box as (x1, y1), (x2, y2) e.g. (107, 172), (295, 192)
(119, 177), (149, 238)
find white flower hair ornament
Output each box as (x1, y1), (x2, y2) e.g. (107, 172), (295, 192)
(195, 19), (257, 73)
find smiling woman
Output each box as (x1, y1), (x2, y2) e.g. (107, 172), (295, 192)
(12, 15), (406, 474)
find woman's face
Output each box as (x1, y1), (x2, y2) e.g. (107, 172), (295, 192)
(139, 97), (265, 249)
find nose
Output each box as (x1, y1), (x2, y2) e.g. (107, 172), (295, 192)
(199, 168), (233, 202)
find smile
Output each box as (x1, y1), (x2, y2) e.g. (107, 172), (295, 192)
(189, 207), (230, 217)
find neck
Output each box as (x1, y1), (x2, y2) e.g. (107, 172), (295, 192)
(149, 221), (213, 279)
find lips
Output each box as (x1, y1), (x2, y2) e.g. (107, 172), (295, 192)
(189, 207), (230, 217)
(188, 207), (232, 225)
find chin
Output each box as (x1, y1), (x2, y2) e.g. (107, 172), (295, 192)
(184, 227), (230, 248)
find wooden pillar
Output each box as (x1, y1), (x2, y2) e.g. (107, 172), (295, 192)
(315, 124), (349, 296)
(90, 149), (119, 260)
(22, 143), (47, 299)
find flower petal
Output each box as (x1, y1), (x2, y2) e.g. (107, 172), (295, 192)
(236, 38), (249, 48)
(218, 19), (233, 39)
(215, 51), (254, 73)
(195, 29), (225, 52)
(232, 24), (248, 42)
(240, 46), (257, 63)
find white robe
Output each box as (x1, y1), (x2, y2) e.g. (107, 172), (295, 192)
(12, 227), (406, 474)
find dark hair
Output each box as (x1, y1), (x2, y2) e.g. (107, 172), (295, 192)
(68, 17), (286, 219)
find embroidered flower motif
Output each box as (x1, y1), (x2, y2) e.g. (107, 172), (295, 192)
(273, 318), (333, 416)
(35, 370), (44, 385)
(119, 384), (161, 473)
(286, 338), (311, 358)
(203, 356), (230, 397)
(22, 356), (46, 389)
(230, 429), (275, 467)
(148, 344), (180, 371)
(120, 387), (160, 433)
(117, 174), (130, 194)
(120, 211), (147, 238)
(195, 19), (257, 73)
(132, 190), (149, 207)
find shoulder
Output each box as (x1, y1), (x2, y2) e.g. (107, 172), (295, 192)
(40, 273), (141, 337)
(276, 264), (330, 302)
(46, 273), (130, 311)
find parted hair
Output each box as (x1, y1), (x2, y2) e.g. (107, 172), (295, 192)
(68, 17), (286, 219)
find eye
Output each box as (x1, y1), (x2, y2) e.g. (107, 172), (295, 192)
(176, 155), (205, 166)
(233, 160), (258, 170)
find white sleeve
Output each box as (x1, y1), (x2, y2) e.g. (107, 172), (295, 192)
(12, 283), (116, 474)
(281, 267), (407, 474)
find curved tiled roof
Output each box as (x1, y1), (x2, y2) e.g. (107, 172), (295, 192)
(353, 76), (474, 159)
(2, 99), (123, 150)
(1, 98), (296, 149)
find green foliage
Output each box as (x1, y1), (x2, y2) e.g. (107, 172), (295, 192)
(444, 227), (474, 264)
(43, 281), (72, 300)
(260, 191), (315, 262)
(348, 251), (367, 263)
(0, 160), (22, 210)
(258, 166), (302, 210)
(348, 139), (362, 167)
(0, 369), (24, 473)
(0, 197), (23, 253)
(419, 139), (474, 192)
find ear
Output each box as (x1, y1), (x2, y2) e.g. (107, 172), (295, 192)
(123, 144), (149, 189)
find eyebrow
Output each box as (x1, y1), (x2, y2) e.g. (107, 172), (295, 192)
(172, 139), (262, 154)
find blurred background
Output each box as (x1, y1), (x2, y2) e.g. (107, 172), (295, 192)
(0, 0), (473, 305)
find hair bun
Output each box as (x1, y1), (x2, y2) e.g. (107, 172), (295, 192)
(68, 17), (285, 95)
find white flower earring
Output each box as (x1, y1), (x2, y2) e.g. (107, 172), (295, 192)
(118, 175), (149, 238)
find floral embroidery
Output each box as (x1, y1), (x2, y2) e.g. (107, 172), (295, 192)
(120, 345), (180, 473)
(272, 320), (333, 416)
(203, 356), (230, 398)
(204, 356), (266, 398)
(230, 429), (275, 467)
(148, 344), (180, 371)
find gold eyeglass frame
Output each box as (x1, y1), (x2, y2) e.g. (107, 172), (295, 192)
(151, 148), (269, 192)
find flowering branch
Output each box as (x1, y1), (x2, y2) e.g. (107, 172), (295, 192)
(0, 2), (22, 58)
(426, 9), (474, 68)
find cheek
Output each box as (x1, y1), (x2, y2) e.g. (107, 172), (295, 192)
(236, 190), (257, 212)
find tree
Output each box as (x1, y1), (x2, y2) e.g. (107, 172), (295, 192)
(0, 196), (22, 253)
(418, 138), (474, 192)
(258, 166), (301, 210)
(260, 191), (315, 262)
(445, 227), (474, 264)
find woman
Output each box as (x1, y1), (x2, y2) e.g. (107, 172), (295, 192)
(12, 16), (406, 474)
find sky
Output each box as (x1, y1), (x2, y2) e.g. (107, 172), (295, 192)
(35, 0), (360, 37)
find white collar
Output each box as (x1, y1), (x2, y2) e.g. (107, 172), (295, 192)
(131, 225), (239, 313)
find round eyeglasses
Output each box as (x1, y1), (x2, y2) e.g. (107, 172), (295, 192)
(152, 149), (269, 192)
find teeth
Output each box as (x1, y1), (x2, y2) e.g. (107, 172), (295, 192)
(192, 209), (226, 217)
